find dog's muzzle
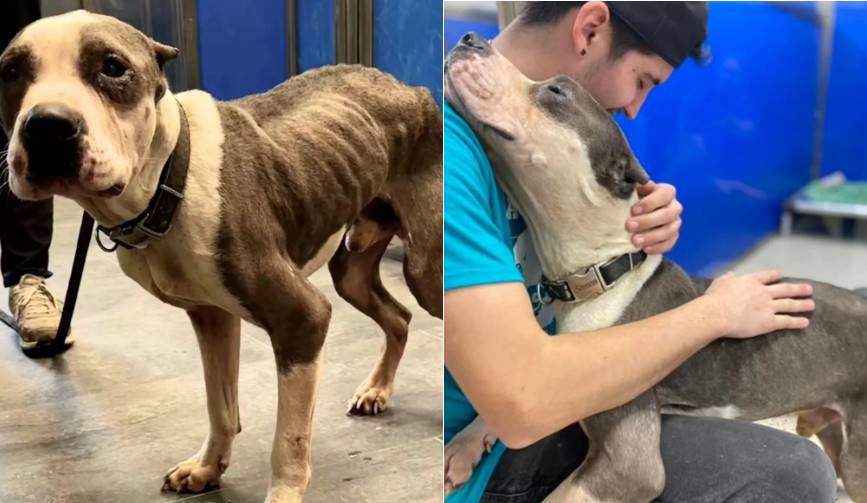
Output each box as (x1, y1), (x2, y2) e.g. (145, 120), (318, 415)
(21, 102), (85, 179)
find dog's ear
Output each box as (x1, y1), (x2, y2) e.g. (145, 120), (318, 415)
(153, 42), (179, 72)
(152, 42), (178, 101)
(625, 157), (650, 186)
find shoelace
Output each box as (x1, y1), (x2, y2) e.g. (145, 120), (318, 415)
(13, 281), (62, 318)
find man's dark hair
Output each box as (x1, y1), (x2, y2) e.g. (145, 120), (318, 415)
(519, 2), (654, 61)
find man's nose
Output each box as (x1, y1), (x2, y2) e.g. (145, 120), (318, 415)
(625, 93), (649, 120)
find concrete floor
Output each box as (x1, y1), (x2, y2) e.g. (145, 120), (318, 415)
(0, 198), (443, 503)
(729, 233), (867, 503)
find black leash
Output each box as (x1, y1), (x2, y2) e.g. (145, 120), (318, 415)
(0, 211), (92, 358)
(50, 211), (93, 352)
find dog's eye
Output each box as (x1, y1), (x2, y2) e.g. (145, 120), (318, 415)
(100, 56), (128, 79)
(0, 63), (19, 83)
(548, 85), (565, 97)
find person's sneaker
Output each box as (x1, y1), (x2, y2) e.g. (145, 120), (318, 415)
(8, 274), (70, 350)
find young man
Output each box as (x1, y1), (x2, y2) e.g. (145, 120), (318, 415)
(1, 0), (67, 352)
(444, 2), (836, 502)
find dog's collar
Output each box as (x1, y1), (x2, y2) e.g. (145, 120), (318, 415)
(540, 251), (647, 304)
(95, 102), (190, 252)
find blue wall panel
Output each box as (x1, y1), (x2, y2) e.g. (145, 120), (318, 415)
(197, 0), (287, 100)
(447, 3), (820, 276)
(297, 0), (334, 72)
(374, 0), (443, 107)
(619, 2), (819, 275)
(821, 2), (867, 180)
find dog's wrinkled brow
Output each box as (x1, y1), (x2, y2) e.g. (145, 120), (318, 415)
(0, 44), (33, 66)
(79, 37), (133, 66)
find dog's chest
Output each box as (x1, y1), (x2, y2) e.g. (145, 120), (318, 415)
(113, 181), (247, 316)
(115, 235), (241, 315)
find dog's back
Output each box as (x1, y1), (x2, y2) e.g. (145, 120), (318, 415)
(618, 259), (867, 420)
(209, 65), (441, 272)
(232, 65), (441, 179)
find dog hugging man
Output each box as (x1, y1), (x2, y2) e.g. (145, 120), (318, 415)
(1, 9), (442, 503)
(444, 2), (839, 503)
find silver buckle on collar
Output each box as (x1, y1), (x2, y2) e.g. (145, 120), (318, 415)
(542, 254), (631, 304)
(135, 220), (171, 241)
(565, 263), (610, 300)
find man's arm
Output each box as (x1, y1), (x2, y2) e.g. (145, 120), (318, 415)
(445, 272), (813, 449)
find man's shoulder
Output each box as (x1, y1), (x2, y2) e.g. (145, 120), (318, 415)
(445, 101), (485, 160)
(444, 100), (497, 192)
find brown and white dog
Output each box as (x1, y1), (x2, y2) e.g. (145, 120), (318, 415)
(444, 33), (867, 502)
(1, 10), (442, 502)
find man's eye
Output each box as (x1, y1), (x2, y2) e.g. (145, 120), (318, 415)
(638, 79), (645, 91)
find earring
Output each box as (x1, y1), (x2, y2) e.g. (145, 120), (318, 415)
(582, 32), (594, 55)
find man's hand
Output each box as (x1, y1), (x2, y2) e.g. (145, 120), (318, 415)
(704, 270), (814, 339)
(626, 181), (683, 255)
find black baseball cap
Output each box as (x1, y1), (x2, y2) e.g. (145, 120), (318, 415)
(606, 2), (710, 67)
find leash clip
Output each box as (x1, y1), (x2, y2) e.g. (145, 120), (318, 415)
(95, 226), (119, 253)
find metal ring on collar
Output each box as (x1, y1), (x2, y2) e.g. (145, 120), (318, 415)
(95, 226), (119, 253)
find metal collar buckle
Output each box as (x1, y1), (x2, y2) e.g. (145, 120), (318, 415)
(540, 252), (638, 304)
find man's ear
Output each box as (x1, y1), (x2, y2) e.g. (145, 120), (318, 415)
(153, 41), (179, 72)
(570, 1), (611, 57)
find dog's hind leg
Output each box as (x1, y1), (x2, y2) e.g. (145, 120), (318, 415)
(817, 421), (844, 474)
(840, 402), (867, 502)
(798, 407), (843, 474)
(544, 391), (664, 503)
(329, 233), (412, 415)
(163, 306), (241, 493)
(386, 141), (443, 320)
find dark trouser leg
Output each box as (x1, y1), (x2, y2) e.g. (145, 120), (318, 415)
(0, 2), (50, 289)
(0, 191), (53, 288)
(657, 416), (836, 503)
(482, 423), (588, 503)
(482, 415), (837, 503)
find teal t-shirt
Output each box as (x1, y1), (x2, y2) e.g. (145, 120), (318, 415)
(444, 100), (557, 503)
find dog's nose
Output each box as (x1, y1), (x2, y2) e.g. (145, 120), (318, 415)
(21, 103), (84, 178)
(460, 32), (488, 52)
(22, 103), (83, 146)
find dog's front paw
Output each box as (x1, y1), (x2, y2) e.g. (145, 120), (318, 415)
(444, 421), (497, 496)
(162, 455), (226, 493)
(265, 484), (305, 503)
(346, 381), (393, 416)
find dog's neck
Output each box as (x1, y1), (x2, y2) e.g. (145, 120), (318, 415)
(515, 189), (640, 281)
(509, 187), (663, 331)
(76, 92), (181, 227)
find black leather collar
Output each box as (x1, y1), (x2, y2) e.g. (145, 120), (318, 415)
(541, 251), (647, 303)
(96, 102), (190, 252)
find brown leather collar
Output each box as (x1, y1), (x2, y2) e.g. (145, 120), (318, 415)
(95, 101), (190, 252)
(540, 251), (647, 304)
